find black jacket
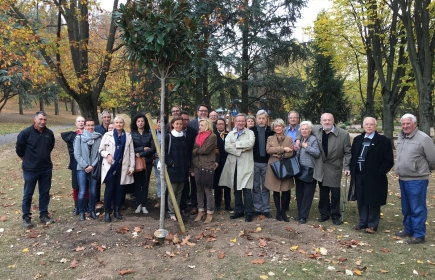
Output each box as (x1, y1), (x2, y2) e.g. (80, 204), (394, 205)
(16, 125), (55, 171)
(250, 125), (274, 163)
(165, 133), (189, 183)
(61, 131), (78, 170)
(131, 130), (156, 164)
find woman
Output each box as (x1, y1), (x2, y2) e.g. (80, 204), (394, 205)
(61, 116), (87, 216)
(265, 118), (294, 222)
(130, 113), (156, 214)
(73, 119), (102, 221)
(295, 121), (320, 224)
(99, 116), (135, 223)
(154, 116), (168, 208)
(246, 115), (256, 129)
(191, 119), (218, 223)
(165, 116), (189, 221)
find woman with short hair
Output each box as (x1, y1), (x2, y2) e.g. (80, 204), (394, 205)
(265, 118), (294, 222)
(295, 121), (320, 224)
(99, 116), (135, 222)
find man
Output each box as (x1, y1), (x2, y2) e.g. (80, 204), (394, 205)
(209, 110), (218, 124)
(171, 106), (181, 116)
(213, 118), (232, 211)
(395, 114), (435, 244)
(311, 113), (351, 225)
(180, 110), (199, 215)
(348, 117), (394, 233)
(284, 111), (301, 149)
(188, 104), (209, 133)
(16, 111), (55, 228)
(250, 110), (274, 218)
(94, 111), (111, 203)
(95, 111), (111, 135)
(219, 113), (255, 222)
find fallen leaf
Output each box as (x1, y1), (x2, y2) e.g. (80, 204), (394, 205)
(251, 259), (266, 264)
(258, 251), (267, 257)
(173, 235), (180, 244)
(345, 269), (353, 276)
(118, 269), (133, 275)
(380, 269), (388, 273)
(230, 238), (237, 243)
(355, 259), (362, 266)
(196, 232), (204, 240)
(256, 227), (262, 232)
(181, 235), (191, 246)
(22, 248), (29, 253)
(338, 257), (347, 262)
(188, 265), (195, 269)
(259, 238), (267, 248)
(380, 248), (391, 253)
(285, 226), (293, 232)
(353, 268), (362, 276)
(134, 226), (142, 233)
(116, 227), (129, 234)
(417, 260), (424, 264)
(75, 246), (85, 252)
(60, 258), (68, 263)
(70, 259), (78, 269)
(36, 252), (44, 255)
(413, 270), (418, 275)
(245, 252), (253, 256)
(319, 247), (328, 256)
(8, 264), (15, 268)
(260, 276), (268, 279)
(218, 252), (225, 259)
(0, 215), (6, 222)
(290, 245), (299, 251)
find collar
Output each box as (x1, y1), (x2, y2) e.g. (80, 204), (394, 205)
(402, 128), (419, 138)
(364, 132), (375, 139)
(33, 124), (45, 133)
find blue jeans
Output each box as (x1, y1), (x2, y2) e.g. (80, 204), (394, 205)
(399, 179), (428, 238)
(253, 162), (270, 213)
(77, 170), (96, 213)
(22, 169), (52, 219)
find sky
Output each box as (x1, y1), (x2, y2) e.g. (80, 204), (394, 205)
(100, 0), (333, 42)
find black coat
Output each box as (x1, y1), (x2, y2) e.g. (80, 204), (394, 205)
(131, 130), (156, 164)
(348, 132), (394, 206)
(165, 133), (189, 183)
(250, 125), (275, 163)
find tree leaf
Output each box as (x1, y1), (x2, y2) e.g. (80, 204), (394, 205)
(118, 269), (134, 275)
(70, 259), (78, 269)
(252, 259), (266, 264)
(218, 252), (225, 259)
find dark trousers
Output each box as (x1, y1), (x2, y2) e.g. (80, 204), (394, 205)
(181, 174), (197, 210)
(295, 178), (317, 219)
(104, 171), (123, 211)
(22, 169), (52, 219)
(213, 165), (231, 208)
(233, 168), (253, 216)
(355, 173), (380, 229)
(133, 167), (153, 207)
(318, 182), (341, 219)
(95, 179), (101, 202)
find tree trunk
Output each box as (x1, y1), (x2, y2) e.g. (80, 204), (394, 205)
(54, 98), (60, 115)
(381, 96), (395, 147)
(241, 24), (249, 114)
(71, 100), (78, 115)
(64, 99), (69, 111)
(39, 97), (44, 111)
(19, 93), (23, 114)
(418, 84), (434, 136)
(111, 108), (116, 119)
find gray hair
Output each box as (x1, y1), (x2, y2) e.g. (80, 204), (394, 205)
(271, 118), (286, 130)
(75, 115), (85, 122)
(236, 113), (247, 121)
(256, 109), (268, 117)
(400, 113), (417, 123)
(363, 117), (377, 126)
(113, 116), (125, 123)
(299, 120), (313, 131)
(101, 111), (111, 120)
(34, 111), (47, 118)
(288, 111), (299, 118)
(246, 114), (255, 121)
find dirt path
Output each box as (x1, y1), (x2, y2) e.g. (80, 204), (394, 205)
(0, 125), (73, 146)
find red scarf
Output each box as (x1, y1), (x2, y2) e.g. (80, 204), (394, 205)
(196, 131), (211, 147)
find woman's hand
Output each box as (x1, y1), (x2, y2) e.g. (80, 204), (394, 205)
(127, 170), (134, 176)
(135, 153), (140, 158)
(190, 172), (195, 177)
(107, 154), (113, 164)
(85, 165), (93, 173)
(301, 139), (308, 149)
(283, 146), (293, 153)
(144, 147), (150, 151)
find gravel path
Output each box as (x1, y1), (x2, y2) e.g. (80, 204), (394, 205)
(0, 125), (72, 146)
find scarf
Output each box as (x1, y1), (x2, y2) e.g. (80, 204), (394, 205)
(196, 131), (211, 147)
(276, 134), (286, 145)
(171, 130), (184, 137)
(104, 129), (126, 183)
(81, 130), (102, 146)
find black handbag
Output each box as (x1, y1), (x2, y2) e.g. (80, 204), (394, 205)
(270, 155), (301, 179)
(297, 165), (314, 182)
(91, 153), (102, 180)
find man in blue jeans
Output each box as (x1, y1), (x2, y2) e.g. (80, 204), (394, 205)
(395, 113), (435, 244)
(16, 111), (55, 228)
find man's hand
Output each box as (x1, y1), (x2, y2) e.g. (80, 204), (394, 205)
(344, 170), (350, 176)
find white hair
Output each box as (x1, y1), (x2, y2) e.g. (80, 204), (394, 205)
(256, 109), (268, 117)
(363, 117), (377, 126)
(400, 113), (417, 123)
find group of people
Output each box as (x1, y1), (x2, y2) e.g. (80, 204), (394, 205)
(16, 108), (435, 245)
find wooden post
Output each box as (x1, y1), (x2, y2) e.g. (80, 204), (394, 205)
(145, 113), (185, 233)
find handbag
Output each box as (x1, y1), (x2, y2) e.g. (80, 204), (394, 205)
(91, 153), (102, 180)
(270, 155), (301, 179)
(134, 157), (146, 172)
(297, 165), (314, 182)
(195, 155), (215, 188)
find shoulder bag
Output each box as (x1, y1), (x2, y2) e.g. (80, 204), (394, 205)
(270, 154), (301, 180)
(134, 157), (146, 172)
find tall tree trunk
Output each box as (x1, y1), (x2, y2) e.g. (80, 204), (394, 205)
(418, 85), (434, 135)
(64, 99), (69, 111)
(19, 93), (23, 114)
(54, 97), (60, 115)
(39, 97), (44, 111)
(241, 25), (249, 114)
(71, 100), (78, 115)
(382, 95), (395, 147)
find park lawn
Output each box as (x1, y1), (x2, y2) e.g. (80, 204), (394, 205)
(0, 104), (435, 279)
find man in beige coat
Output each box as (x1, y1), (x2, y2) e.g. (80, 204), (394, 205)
(219, 113), (255, 222)
(311, 113), (351, 225)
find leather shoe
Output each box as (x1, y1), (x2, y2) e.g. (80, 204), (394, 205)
(262, 212), (272, 219)
(317, 216), (330, 222)
(104, 212), (111, 223)
(245, 215), (253, 222)
(332, 218), (342, 225)
(299, 218), (306, 224)
(79, 213), (85, 221)
(253, 211), (261, 216)
(230, 212), (244, 219)
(90, 211), (97, 219)
(407, 237), (425, 244)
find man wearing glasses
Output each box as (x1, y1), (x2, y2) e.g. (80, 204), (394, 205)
(188, 104), (210, 133)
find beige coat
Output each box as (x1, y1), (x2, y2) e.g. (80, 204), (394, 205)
(265, 134), (295, 192)
(312, 125), (351, 187)
(99, 131), (135, 185)
(219, 128), (255, 190)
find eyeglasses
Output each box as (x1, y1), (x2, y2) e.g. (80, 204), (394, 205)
(182, 118), (189, 121)
(172, 110), (180, 113)
(198, 110), (208, 113)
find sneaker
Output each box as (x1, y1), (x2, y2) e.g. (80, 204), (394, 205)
(395, 230), (413, 238)
(23, 217), (33, 228)
(40, 215), (54, 224)
(407, 237), (425, 244)
(142, 207), (148, 214)
(135, 204), (142, 214)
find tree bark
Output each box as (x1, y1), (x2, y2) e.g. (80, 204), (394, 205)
(54, 97), (60, 115)
(39, 97), (44, 112)
(71, 100), (78, 115)
(19, 93), (23, 114)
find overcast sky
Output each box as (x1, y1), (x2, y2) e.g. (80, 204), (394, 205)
(100, 0), (333, 42)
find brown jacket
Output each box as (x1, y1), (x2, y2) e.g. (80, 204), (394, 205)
(191, 133), (218, 171)
(265, 134), (295, 192)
